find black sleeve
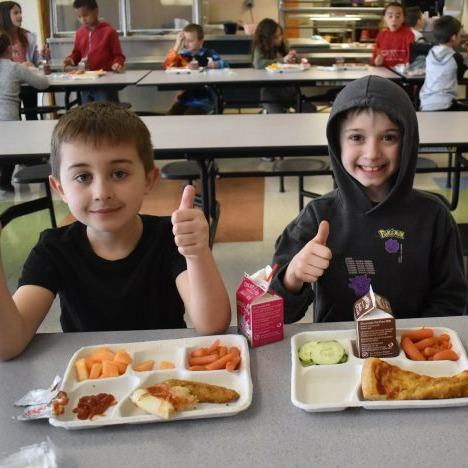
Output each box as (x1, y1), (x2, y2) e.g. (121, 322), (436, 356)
(453, 52), (468, 82)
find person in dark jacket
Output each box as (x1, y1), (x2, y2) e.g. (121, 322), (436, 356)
(271, 75), (467, 323)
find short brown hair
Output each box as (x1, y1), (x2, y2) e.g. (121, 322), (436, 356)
(50, 102), (154, 179)
(183, 23), (204, 40)
(433, 15), (462, 44)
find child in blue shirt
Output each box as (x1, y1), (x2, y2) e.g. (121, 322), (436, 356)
(163, 23), (228, 115)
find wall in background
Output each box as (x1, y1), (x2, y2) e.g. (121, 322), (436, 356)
(208, 0), (277, 25)
(16, 1), (43, 47)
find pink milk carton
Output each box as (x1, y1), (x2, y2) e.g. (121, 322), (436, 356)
(353, 285), (398, 358)
(236, 265), (284, 348)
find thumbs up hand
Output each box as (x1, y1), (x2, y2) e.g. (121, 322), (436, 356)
(171, 185), (209, 258)
(283, 220), (332, 293)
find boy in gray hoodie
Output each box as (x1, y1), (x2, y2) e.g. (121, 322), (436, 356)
(419, 15), (468, 111)
(271, 76), (466, 323)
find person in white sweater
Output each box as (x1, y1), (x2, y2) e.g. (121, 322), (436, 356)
(0, 32), (48, 192)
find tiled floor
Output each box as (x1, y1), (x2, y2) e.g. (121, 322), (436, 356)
(1, 152), (466, 334)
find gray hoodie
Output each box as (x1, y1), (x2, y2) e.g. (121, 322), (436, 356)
(419, 44), (468, 111)
(271, 75), (466, 323)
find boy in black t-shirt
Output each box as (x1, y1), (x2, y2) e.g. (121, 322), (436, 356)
(0, 102), (231, 360)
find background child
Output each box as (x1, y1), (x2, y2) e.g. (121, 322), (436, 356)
(419, 15), (468, 111)
(406, 6), (426, 42)
(62, 0), (125, 104)
(252, 18), (316, 114)
(0, 31), (48, 192)
(372, 2), (414, 67)
(0, 102), (231, 360)
(270, 75), (466, 323)
(0, 1), (49, 119)
(163, 23), (228, 115)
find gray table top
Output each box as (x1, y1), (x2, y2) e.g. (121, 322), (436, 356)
(1, 317), (467, 467)
(1, 112), (467, 161)
(137, 66), (400, 88)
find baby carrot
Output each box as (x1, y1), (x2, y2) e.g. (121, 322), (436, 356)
(414, 337), (437, 351)
(423, 347), (439, 358)
(190, 347), (209, 358)
(401, 328), (434, 342)
(226, 356), (241, 372)
(189, 354), (219, 366)
(206, 339), (221, 355)
(189, 365), (207, 371)
(432, 349), (459, 361)
(401, 336), (426, 361)
(205, 351), (237, 370)
(218, 346), (228, 357)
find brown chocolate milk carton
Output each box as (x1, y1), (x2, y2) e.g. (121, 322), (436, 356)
(353, 285), (398, 358)
(236, 265), (284, 348)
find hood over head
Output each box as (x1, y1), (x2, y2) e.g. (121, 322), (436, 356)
(326, 75), (419, 213)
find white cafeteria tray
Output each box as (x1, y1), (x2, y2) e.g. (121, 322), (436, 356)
(165, 67), (204, 74)
(291, 327), (468, 412)
(50, 334), (252, 429)
(265, 64), (309, 73)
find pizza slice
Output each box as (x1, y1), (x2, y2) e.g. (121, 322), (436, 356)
(130, 380), (240, 419)
(361, 357), (468, 400)
(131, 383), (198, 419)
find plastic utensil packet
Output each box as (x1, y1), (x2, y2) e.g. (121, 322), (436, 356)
(14, 375), (61, 421)
(0, 438), (58, 468)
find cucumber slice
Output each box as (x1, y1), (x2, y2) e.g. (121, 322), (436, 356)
(298, 341), (319, 365)
(298, 340), (347, 365)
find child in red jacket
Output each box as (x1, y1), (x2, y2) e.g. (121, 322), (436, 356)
(62, 0), (125, 103)
(372, 2), (414, 67)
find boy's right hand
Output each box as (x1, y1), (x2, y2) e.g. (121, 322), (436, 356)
(62, 57), (75, 69)
(283, 220), (332, 293)
(172, 185), (209, 258)
(374, 50), (383, 67)
(174, 31), (185, 52)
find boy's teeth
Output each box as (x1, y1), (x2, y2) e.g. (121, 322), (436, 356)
(362, 166), (380, 171)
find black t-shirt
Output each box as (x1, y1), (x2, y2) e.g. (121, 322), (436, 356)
(19, 215), (187, 332)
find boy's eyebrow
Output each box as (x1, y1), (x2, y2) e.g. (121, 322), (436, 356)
(65, 159), (137, 170)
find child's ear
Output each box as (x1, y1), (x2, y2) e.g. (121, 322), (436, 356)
(143, 167), (158, 194)
(49, 175), (68, 203)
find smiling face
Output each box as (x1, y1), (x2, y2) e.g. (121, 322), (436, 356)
(50, 140), (155, 237)
(183, 31), (203, 53)
(9, 4), (22, 28)
(339, 109), (401, 202)
(383, 6), (405, 32)
(75, 6), (99, 30)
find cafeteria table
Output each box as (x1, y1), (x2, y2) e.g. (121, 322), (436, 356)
(25, 70), (152, 110)
(0, 316), (467, 467)
(1, 112), (465, 226)
(137, 66), (401, 113)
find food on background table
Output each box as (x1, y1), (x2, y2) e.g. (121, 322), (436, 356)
(361, 357), (468, 400)
(131, 379), (240, 419)
(298, 340), (348, 366)
(188, 339), (241, 371)
(400, 328), (459, 361)
(72, 393), (117, 420)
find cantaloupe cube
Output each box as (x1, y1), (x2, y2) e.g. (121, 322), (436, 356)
(133, 360), (155, 372)
(113, 350), (132, 365)
(114, 360), (128, 375)
(74, 358), (90, 381)
(90, 347), (115, 362)
(89, 362), (102, 379)
(101, 360), (120, 377)
(158, 360), (176, 370)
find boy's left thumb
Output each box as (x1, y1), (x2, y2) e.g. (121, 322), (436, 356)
(179, 184), (195, 209)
